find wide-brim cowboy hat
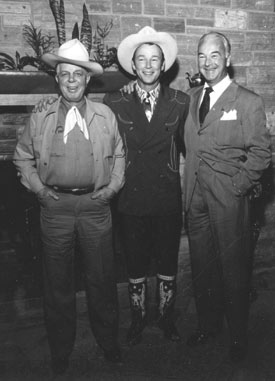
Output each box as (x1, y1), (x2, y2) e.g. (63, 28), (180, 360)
(117, 26), (178, 75)
(41, 39), (103, 76)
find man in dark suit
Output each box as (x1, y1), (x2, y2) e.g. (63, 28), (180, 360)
(104, 27), (189, 346)
(183, 31), (271, 361)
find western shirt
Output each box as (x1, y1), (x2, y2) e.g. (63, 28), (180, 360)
(14, 96), (125, 194)
(46, 98), (95, 189)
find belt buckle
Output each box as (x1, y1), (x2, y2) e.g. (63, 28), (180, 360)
(51, 186), (93, 195)
(70, 188), (84, 195)
(72, 188), (91, 195)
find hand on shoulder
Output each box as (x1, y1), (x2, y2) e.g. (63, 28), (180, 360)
(32, 96), (57, 113)
(121, 80), (136, 94)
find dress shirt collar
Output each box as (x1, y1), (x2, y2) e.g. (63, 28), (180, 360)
(203, 75), (232, 109)
(210, 74), (232, 95)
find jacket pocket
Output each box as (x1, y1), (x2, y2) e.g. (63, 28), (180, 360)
(118, 113), (133, 126)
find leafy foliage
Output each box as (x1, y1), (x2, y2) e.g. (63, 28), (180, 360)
(0, 51), (37, 71)
(0, 21), (55, 71)
(23, 22), (55, 58)
(0, 1), (117, 71)
(22, 22), (55, 70)
(49, 0), (66, 46)
(96, 20), (114, 40)
(91, 21), (117, 69)
(80, 4), (92, 53)
(49, 0), (117, 69)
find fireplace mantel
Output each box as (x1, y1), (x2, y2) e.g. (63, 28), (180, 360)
(0, 70), (132, 160)
(0, 70), (132, 106)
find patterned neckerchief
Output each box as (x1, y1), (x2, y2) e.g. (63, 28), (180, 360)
(136, 82), (160, 121)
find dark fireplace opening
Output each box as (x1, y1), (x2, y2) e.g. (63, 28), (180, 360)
(0, 161), (43, 304)
(0, 161), (130, 306)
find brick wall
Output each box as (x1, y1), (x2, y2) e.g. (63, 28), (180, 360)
(0, 0), (275, 141)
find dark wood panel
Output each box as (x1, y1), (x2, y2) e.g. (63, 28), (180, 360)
(0, 70), (133, 95)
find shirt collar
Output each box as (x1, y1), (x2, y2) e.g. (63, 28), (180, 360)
(61, 97), (86, 118)
(136, 82), (160, 103)
(204, 75), (232, 95)
(61, 96), (86, 111)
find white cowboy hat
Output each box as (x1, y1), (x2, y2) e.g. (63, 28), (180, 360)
(41, 39), (103, 76)
(117, 26), (178, 75)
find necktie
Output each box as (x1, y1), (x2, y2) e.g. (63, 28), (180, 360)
(199, 87), (213, 125)
(142, 92), (153, 121)
(63, 106), (89, 144)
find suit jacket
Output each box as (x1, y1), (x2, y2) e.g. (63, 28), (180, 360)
(184, 81), (271, 211)
(104, 85), (189, 216)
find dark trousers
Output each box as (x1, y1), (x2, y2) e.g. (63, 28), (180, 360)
(186, 166), (252, 345)
(40, 193), (119, 361)
(121, 213), (182, 279)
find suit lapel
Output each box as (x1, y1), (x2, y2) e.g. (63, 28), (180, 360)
(119, 86), (179, 148)
(189, 86), (203, 129)
(120, 91), (150, 145)
(199, 81), (239, 131)
(140, 86), (178, 147)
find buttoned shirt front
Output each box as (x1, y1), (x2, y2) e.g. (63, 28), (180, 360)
(46, 98), (95, 189)
(14, 97), (125, 194)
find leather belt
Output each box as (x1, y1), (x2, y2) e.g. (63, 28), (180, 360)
(51, 186), (94, 195)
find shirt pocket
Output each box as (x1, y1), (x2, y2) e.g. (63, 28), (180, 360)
(118, 113), (134, 130)
(50, 135), (65, 157)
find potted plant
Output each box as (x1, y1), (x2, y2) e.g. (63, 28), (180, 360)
(0, 0), (130, 96)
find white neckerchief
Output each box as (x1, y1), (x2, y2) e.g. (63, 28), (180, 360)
(63, 106), (89, 144)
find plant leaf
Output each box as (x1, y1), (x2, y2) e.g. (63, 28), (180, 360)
(72, 22), (79, 40)
(49, 0), (66, 46)
(97, 23), (104, 38)
(80, 4), (92, 54)
(0, 53), (16, 70)
(0, 52), (16, 65)
(15, 51), (21, 64)
(59, 0), (66, 44)
(23, 21), (55, 60)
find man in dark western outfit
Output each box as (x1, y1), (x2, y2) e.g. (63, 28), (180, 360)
(13, 39), (125, 375)
(184, 31), (271, 361)
(104, 27), (189, 346)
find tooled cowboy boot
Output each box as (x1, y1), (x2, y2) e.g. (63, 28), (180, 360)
(127, 278), (147, 346)
(156, 274), (181, 341)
